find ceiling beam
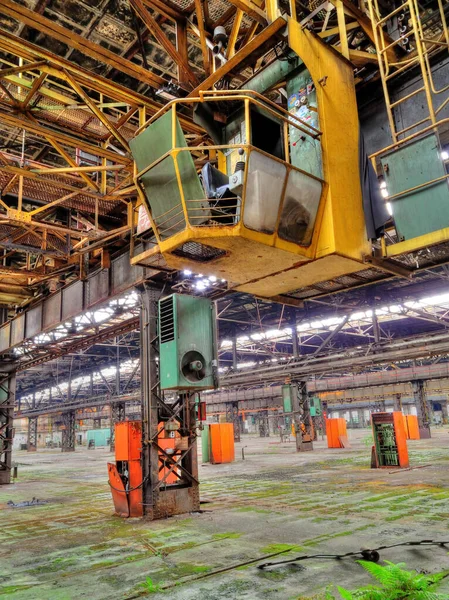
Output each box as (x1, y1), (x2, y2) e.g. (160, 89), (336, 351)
(187, 17), (287, 97)
(0, 112), (130, 164)
(0, 31), (204, 135)
(0, 0), (166, 89)
(194, 0), (211, 76)
(141, 0), (184, 21)
(226, 0), (268, 24)
(129, 0), (199, 87)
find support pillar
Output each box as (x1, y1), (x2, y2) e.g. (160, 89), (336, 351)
(109, 401), (126, 452)
(61, 411), (76, 452)
(232, 337), (238, 370)
(393, 393), (402, 412)
(27, 417), (38, 451)
(441, 399), (449, 425)
(292, 382), (313, 451)
(412, 380), (431, 438)
(259, 410), (270, 437)
(140, 286), (199, 520)
(0, 369), (16, 485)
(226, 401), (240, 442)
(357, 409), (365, 428)
(291, 322), (299, 358)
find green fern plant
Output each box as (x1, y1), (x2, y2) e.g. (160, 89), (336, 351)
(337, 560), (449, 600)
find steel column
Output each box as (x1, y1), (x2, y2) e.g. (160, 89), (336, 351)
(140, 286), (200, 520)
(258, 410), (270, 437)
(291, 322), (299, 358)
(226, 401), (240, 441)
(412, 379), (431, 438)
(61, 410), (76, 452)
(0, 369), (16, 484)
(27, 416), (38, 451)
(292, 382), (314, 451)
(109, 401), (126, 452)
(232, 337), (238, 370)
(442, 399), (449, 424)
(393, 393), (402, 412)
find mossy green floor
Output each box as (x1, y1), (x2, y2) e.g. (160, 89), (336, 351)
(2, 430), (449, 599)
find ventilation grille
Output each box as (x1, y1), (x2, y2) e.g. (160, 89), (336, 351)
(160, 296), (175, 343)
(172, 241), (227, 263)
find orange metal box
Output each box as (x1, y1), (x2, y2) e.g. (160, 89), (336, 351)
(325, 418), (347, 448)
(157, 422), (180, 484)
(402, 415), (410, 439)
(115, 421), (142, 461)
(209, 423), (235, 464)
(406, 414), (420, 440)
(392, 411), (409, 467)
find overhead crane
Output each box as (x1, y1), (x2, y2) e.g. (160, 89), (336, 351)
(0, 0), (448, 522)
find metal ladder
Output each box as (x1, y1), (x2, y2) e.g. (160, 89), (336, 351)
(367, 0), (449, 143)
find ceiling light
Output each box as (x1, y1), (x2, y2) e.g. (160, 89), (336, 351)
(209, 275), (217, 282)
(441, 150), (449, 161)
(155, 82), (180, 101)
(183, 269), (192, 276)
(380, 181), (387, 189)
(381, 188), (388, 198)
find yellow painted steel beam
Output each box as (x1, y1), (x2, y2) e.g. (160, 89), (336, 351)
(62, 70), (131, 152)
(0, 0), (167, 89)
(383, 228), (449, 258)
(129, 0), (199, 87)
(193, 0), (211, 76)
(335, 0), (350, 59)
(0, 60), (47, 79)
(25, 112), (101, 193)
(226, 0), (268, 24)
(21, 72), (47, 111)
(141, 0), (184, 21)
(0, 31), (204, 135)
(0, 111), (130, 164)
(227, 9), (244, 58)
(347, 49), (379, 66)
(187, 17), (286, 97)
(31, 164), (125, 175)
(0, 164), (123, 203)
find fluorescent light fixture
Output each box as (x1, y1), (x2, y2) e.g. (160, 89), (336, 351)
(386, 202), (393, 216)
(441, 150), (449, 161)
(380, 181), (387, 189)
(381, 188), (388, 198)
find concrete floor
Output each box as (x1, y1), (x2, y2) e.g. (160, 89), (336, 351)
(2, 429), (449, 599)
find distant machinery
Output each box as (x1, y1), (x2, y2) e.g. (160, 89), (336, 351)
(371, 412), (409, 468)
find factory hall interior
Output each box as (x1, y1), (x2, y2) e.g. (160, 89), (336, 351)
(4, 1), (449, 600)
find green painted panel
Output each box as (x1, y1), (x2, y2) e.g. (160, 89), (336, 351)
(381, 134), (449, 240)
(87, 428), (111, 446)
(286, 69), (323, 180)
(282, 384), (292, 413)
(159, 294), (216, 391)
(201, 425), (210, 463)
(129, 111), (209, 238)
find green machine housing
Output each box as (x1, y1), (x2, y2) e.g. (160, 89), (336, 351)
(159, 294), (218, 391)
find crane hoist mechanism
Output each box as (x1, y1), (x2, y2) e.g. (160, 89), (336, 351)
(128, 18), (449, 302)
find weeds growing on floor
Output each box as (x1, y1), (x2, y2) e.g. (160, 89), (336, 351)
(332, 560), (449, 599)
